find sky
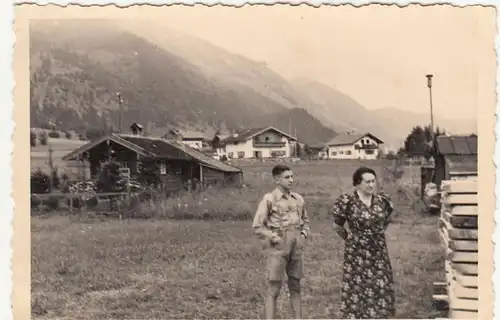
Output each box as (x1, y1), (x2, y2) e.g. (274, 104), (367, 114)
(143, 4), (496, 121)
(24, 4), (497, 121)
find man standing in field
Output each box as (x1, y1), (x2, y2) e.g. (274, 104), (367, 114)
(252, 164), (311, 319)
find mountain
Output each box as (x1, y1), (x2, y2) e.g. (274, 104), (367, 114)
(30, 19), (476, 149)
(29, 19), (335, 145)
(369, 107), (477, 140)
(290, 79), (477, 149)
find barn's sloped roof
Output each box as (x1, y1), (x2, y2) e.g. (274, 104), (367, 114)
(435, 135), (477, 155)
(118, 134), (242, 173)
(62, 133), (242, 173)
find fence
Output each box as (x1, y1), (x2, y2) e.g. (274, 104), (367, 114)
(31, 191), (129, 215)
(434, 179), (478, 319)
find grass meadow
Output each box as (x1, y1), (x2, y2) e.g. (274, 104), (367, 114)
(31, 160), (446, 319)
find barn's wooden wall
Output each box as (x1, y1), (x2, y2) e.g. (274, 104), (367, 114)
(436, 179), (478, 319)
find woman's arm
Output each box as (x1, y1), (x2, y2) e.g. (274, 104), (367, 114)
(379, 191), (395, 229)
(331, 194), (350, 240)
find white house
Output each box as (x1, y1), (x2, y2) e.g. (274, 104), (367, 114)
(324, 132), (384, 160)
(213, 126), (298, 159)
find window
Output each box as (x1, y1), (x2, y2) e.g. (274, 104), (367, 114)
(119, 161), (128, 168)
(340, 151), (344, 155)
(270, 150), (286, 157)
(238, 151), (245, 158)
(365, 149), (375, 155)
(159, 160), (167, 175)
(346, 151), (352, 155)
(265, 137), (270, 142)
(228, 152), (234, 158)
(331, 151), (337, 156)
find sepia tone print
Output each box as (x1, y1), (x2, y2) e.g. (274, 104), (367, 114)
(12, 3), (496, 320)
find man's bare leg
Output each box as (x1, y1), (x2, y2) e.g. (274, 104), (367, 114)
(288, 277), (302, 319)
(265, 280), (282, 319)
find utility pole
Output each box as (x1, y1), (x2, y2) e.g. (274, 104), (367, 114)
(426, 74), (435, 142)
(294, 127), (298, 157)
(48, 142), (54, 192)
(117, 92), (123, 133)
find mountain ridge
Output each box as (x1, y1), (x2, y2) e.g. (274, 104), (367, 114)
(29, 19), (477, 150)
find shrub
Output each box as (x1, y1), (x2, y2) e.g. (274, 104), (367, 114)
(30, 131), (37, 147)
(39, 132), (48, 146)
(45, 196), (59, 211)
(95, 161), (124, 192)
(31, 194), (41, 210)
(48, 131), (60, 139)
(31, 169), (51, 194)
(64, 131), (72, 139)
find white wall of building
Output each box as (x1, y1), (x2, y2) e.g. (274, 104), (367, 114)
(181, 139), (203, 149)
(326, 135), (381, 160)
(221, 131), (293, 159)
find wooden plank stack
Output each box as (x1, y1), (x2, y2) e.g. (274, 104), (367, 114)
(436, 179), (478, 319)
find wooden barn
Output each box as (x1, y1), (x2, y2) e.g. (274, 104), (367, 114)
(420, 134), (478, 196)
(62, 124), (243, 191)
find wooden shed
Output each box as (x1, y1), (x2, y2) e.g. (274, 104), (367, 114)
(62, 131), (243, 191)
(421, 135), (477, 196)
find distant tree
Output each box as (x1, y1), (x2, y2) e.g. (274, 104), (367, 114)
(39, 132), (48, 146)
(78, 132), (87, 141)
(402, 125), (446, 159)
(48, 130), (60, 139)
(85, 127), (107, 141)
(30, 131), (37, 147)
(385, 151), (397, 160)
(137, 157), (161, 188)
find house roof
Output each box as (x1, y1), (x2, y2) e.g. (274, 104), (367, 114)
(324, 132), (384, 147)
(62, 133), (242, 173)
(167, 129), (207, 140)
(435, 135), (477, 155)
(221, 126), (297, 144)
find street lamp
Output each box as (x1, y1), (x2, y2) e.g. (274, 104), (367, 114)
(116, 92), (123, 133)
(425, 74), (435, 141)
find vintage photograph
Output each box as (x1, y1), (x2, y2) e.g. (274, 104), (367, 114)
(25, 4), (494, 319)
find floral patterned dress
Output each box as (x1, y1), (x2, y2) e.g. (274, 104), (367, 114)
(331, 190), (396, 319)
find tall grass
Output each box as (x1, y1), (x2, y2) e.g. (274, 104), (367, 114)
(124, 160), (424, 222)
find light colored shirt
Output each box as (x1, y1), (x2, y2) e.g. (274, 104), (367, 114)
(252, 187), (311, 241)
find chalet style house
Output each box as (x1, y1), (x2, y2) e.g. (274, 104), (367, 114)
(211, 126), (298, 159)
(62, 123), (243, 190)
(323, 132), (384, 160)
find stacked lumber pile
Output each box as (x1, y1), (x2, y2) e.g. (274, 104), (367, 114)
(435, 179), (478, 319)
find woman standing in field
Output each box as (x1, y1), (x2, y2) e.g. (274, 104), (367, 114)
(331, 166), (396, 319)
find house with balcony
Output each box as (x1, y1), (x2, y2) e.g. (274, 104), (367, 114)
(324, 132), (384, 160)
(212, 126), (298, 159)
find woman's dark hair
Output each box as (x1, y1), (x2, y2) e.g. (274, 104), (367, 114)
(272, 164), (291, 177)
(352, 166), (377, 186)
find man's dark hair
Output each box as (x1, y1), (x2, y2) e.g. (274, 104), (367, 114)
(352, 166), (377, 186)
(272, 164), (291, 177)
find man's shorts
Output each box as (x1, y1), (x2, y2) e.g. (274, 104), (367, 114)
(265, 228), (305, 281)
